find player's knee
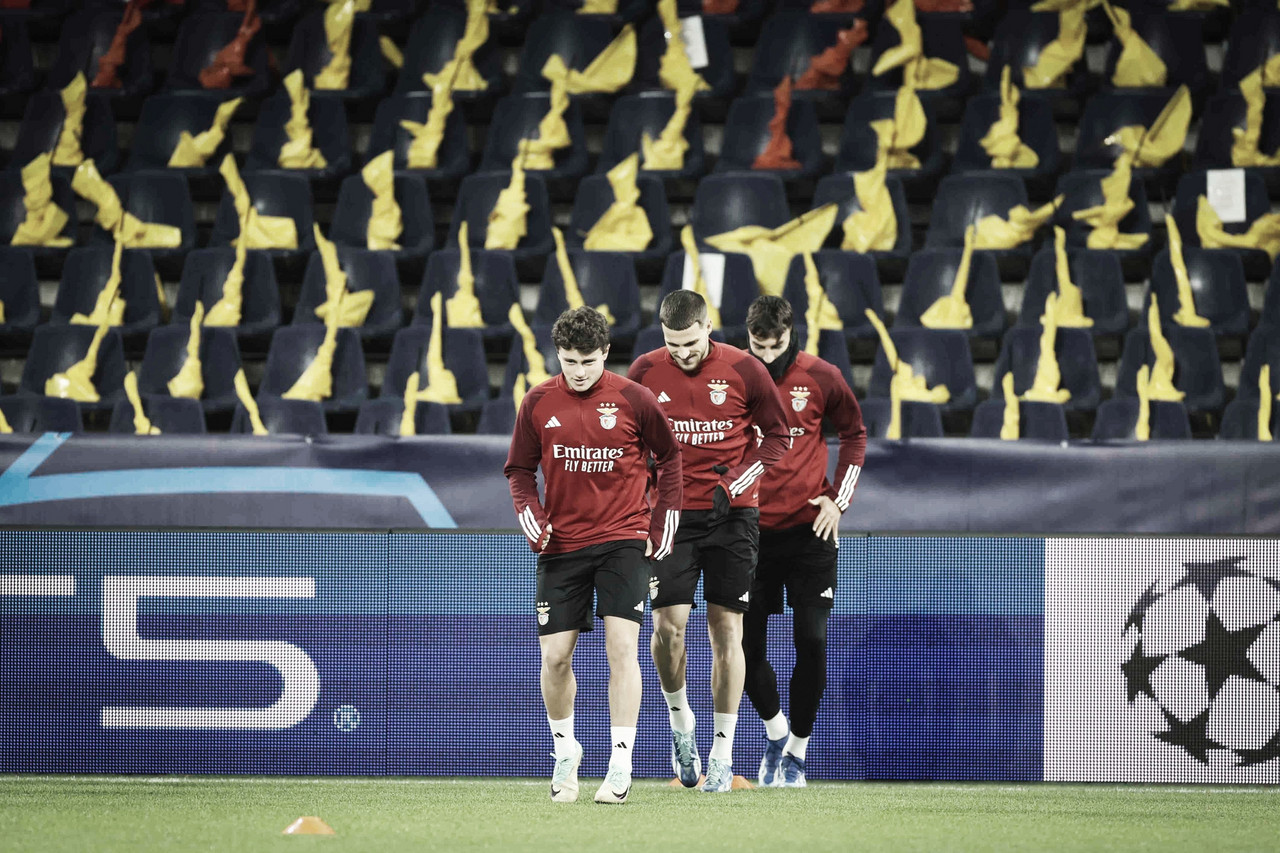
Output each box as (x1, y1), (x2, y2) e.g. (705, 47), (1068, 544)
(540, 644), (574, 673)
(793, 608), (829, 662)
(652, 617), (685, 649)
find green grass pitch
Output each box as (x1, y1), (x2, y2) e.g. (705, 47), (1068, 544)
(1, 776), (1277, 853)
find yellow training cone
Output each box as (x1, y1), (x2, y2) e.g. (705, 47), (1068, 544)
(124, 371), (161, 435)
(45, 324), (109, 402)
(1196, 194), (1280, 260)
(842, 144), (897, 252)
(1022, 292), (1071, 403)
(656, 0), (710, 93)
(72, 159), (182, 248)
(981, 67), (1038, 168)
(362, 151), (403, 251)
(12, 154), (73, 247)
(509, 302), (551, 386)
(169, 97), (243, 168)
(314, 0), (357, 90)
(540, 25), (636, 94)
(680, 225), (721, 329)
(973, 196), (1060, 249)
(1047, 226), (1092, 327)
(485, 157), (530, 250)
(1022, 7), (1086, 90)
(71, 238), (127, 327)
(52, 73), (87, 167)
(233, 368), (268, 435)
(448, 222), (486, 328)
(418, 292), (463, 404)
(584, 153), (652, 251)
(801, 251), (842, 354)
(704, 204), (839, 296)
(920, 225), (975, 329)
(553, 227), (615, 324)
(1103, 2), (1165, 87)
(1164, 213), (1211, 328)
(168, 302), (205, 399)
(642, 84), (695, 171)
(999, 372), (1020, 440)
(279, 70), (328, 169)
(1144, 295), (1185, 402)
(282, 817), (335, 836)
(205, 237), (246, 327)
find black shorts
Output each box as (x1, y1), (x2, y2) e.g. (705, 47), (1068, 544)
(535, 540), (649, 636)
(650, 508), (759, 613)
(754, 524), (838, 614)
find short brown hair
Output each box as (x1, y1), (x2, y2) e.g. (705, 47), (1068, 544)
(746, 295), (794, 340)
(551, 306), (611, 354)
(659, 290), (708, 330)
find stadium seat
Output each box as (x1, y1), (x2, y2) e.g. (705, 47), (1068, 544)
(479, 91), (590, 182)
(780, 250), (885, 343)
(283, 8), (388, 101)
(394, 3), (505, 98)
(866, 13), (971, 115)
(229, 397), (328, 435)
(49, 246), (161, 342)
(86, 171), (196, 276)
(655, 251), (760, 344)
(414, 248), (521, 344)
(125, 92), (246, 177)
(1218, 397), (1280, 439)
(812, 328), (856, 390)
(970, 398), (1069, 441)
(0, 17), (37, 104)
(534, 250), (642, 348)
(381, 325), (490, 415)
(475, 397), (518, 435)
(629, 324), (727, 362)
(1264, 269), (1280, 330)
(166, 12), (271, 97)
(542, 0), (650, 23)
(566, 172), (673, 274)
(447, 171), (555, 274)
(894, 247), (1005, 339)
(598, 91), (707, 182)
(1193, 92), (1280, 195)
(1075, 91), (1187, 193)
(353, 398), (452, 436)
(1146, 247), (1251, 340)
(689, 172), (789, 244)
(292, 247), (404, 345)
(835, 90), (946, 199)
(1219, 7), (1280, 93)
(697, 0), (767, 36)
(244, 89), (352, 182)
(1114, 325), (1226, 416)
(172, 247), (282, 343)
(0, 246), (41, 343)
(635, 9), (735, 103)
(329, 170), (434, 268)
(1100, 11), (1208, 98)
(1236, 324), (1280, 403)
(19, 323), (127, 412)
(9, 89), (119, 177)
(859, 397), (945, 438)
(136, 324), (242, 415)
(811, 173), (912, 278)
(744, 10), (858, 104)
(1091, 398), (1192, 440)
(257, 325), (368, 414)
(108, 395), (208, 434)
(512, 10), (617, 98)
(46, 7), (154, 101)
(0, 169), (78, 269)
(0, 395), (81, 433)
(991, 325), (1102, 413)
(924, 173), (1040, 280)
(951, 90), (1061, 195)
(367, 92), (471, 183)
(1018, 248), (1128, 338)
(714, 91), (824, 180)
(208, 170), (316, 268)
(868, 327), (978, 413)
(1169, 170), (1275, 279)
(500, 323), (561, 397)
(1053, 169), (1154, 280)
(983, 11), (1092, 100)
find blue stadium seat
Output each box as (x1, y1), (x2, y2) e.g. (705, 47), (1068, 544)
(229, 397), (328, 435)
(1100, 11), (1207, 97)
(208, 170), (316, 268)
(367, 92), (470, 182)
(85, 171), (196, 277)
(0, 170), (77, 270)
(283, 8), (388, 101)
(1114, 325), (1226, 416)
(1146, 246), (1251, 340)
(136, 324), (242, 415)
(868, 327), (978, 413)
(475, 397), (519, 436)
(811, 328), (856, 390)
(1091, 398), (1192, 440)
(628, 324), (727, 362)
(991, 325), (1102, 413)
(258, 325), (368, 414)
(292, 247), (404, 345)
(924, 173), (1039, 279)
(598, 91), (707, 182)
(414, 248), (521, 343)
(394, 3), (504, 98)
(0, 246), (41, 342)
(970, 398), (1069, 441)
(47, 7), (154, 100)
(1169, 170), (1275, 279)
(479, 91), (590, 181)
(835, 90), (946, 199)
(689, 172), (789, 244)
(0, 395), (81, 433)
(1193, 92), (1280, 195)
(655, 251), (760, 344)
(534, 251), (642, 348)
(635, 9), (735, 102)
(512, 10), (617, 98)
(714, 91), (824, 180)
(49, 246), (160, 341)
(542, 0), (650, 23)
(381, 325), (490, 415)
(1018, 247), (1128, 338)
(745, 10), (858, 103)
(166, 12), (271, 97)
(811, 172), (912, 278)
(329, 169), (434, 268)
(781, 250), (885, 342)
(566, 172), (673, 274)
(125, 92), (245, 177)
(1053, 169), (1154, 280)
(0, 16), (37, 103)
(244, 89), (352, 181)
(866, 13), (971, 115)
(9, 89), (119, 177)
(500, 323), (561, 397)
(1265, 269), (1280, 330)
(173, 247), (282, 343)
(1075, 91), (1187, 193)
(1236, 324), (1280, 403)
(983, 11), (1092, 100)
(109, 395), (208, 434)
(895, 246), (1006, 339)
(447, 171), (555, 274)
(1219, 397), (1280, 440)
(19, 324), (127, 412)
(859, 397), (945, 438)
(695, 0), (767, 35)
(1219, 7), (1280, 93)
(951, 89), (1061, 194)
(354, 398), (452, 436)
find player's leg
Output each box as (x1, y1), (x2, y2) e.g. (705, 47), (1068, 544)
(743, 529), (789, 786)
(537, 548), (595, 803)
(592, 542), (648, 804)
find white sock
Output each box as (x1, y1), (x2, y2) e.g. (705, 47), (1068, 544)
(709, 711), (737, 763)
(763, 711), (788, 742)
(609, 726), (636, 773)
(785, 734), (810, 762)
(548, 714), (577, 759)
(663, 687), (695, 734)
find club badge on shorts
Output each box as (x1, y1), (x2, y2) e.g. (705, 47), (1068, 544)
(597, 403), (618, 429)
(790, 386), (810, 412)
(536, 601), (550, 626)
(649, 576), (660, 600)
(707, 380), (729, 405)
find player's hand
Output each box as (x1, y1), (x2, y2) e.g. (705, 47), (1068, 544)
(710, 465), (731, 522)
(536, 523), (553, 553)
(808, 496), (840, 546)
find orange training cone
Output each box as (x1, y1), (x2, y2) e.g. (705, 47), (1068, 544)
(668, 774), (755, 789)
(283, 817), (335, 835)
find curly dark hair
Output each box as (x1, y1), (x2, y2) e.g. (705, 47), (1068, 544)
(551, 306), (611, 354)
(746, 295), (794, 340)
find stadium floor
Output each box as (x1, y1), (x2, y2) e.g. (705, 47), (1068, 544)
(1, 776), (1278, 852)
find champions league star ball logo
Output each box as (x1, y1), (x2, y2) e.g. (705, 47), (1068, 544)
(790, 386), (811, 412)
(1122, 556), (1280, 767)
(707, 381), (729, 406)
(597, 404), (618, 430)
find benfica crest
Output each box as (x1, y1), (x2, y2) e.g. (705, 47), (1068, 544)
(597, 403), (618, 430)
(707, 381), (729, 405)
(790, 386), (811, 412)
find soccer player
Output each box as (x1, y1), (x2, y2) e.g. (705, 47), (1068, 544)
(742, 296), (866, 788)
(627, 290), (791, 793)
(505, 307), (683, 805)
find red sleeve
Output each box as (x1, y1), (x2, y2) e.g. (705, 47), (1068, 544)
(503, 388), (551, 551)
(818, 365), (867, 512)
(625, 383), (682, 560)
(625, 353), (653, 385)
(720, 356), (791, 500)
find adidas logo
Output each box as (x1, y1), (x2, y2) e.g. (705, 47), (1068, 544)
(820, 587), (834, 599)
(634, 600), (645, 612)
(544, 416), (562, 428)
(739, 591), (750, 603)
(615, 742), (627, 749)
(657, 391), (671, 403)
(715, 732), (727, 739)
(553, 732), (565, 738)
